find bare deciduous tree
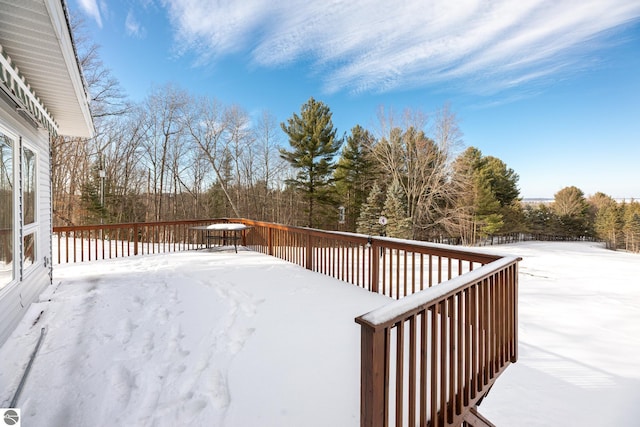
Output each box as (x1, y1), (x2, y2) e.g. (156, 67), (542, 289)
(369, 105), (464, 239)
(253, 111), (287, 221)
(52, 13), (130, 225)
(183, 96), (240, 217)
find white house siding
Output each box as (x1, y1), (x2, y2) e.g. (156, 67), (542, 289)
(0, 97), (52, 345)
(0, 0), (93, 346)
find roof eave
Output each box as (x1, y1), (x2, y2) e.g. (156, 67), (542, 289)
(45, 0), (94, 138)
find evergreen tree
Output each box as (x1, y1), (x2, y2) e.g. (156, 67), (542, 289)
(450, 147), (520, 243)
(280, 97), (342, 228)
(334, 125), (376, 231)
(594, 198), (622, 249)
(481, 156), (520, 207)
(524, 203), (563, 238)
(479, 155), (521, 238)
(356, 182), (385, 236)
(481, 213), (505, 240)
(383, 180), (412, 239)
(622, 201), (640, 252)
(474, 171), (502, 218)
(80, 161), (108, 224)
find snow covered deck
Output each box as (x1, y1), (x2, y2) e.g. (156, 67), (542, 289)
(0, 249), (390, 426)
(1, 241), (639, 426)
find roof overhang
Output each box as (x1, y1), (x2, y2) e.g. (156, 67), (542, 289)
(0, 0), (94, 138)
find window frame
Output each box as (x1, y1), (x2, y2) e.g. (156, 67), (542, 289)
(22, 144), (37, 227)
(21, 141), (38, 277)
(0, 123), (17, 290)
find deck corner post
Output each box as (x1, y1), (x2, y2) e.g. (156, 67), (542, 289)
(358, 319), (386, 427)
(511, 262), (519, 363)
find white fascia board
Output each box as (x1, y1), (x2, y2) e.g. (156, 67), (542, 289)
(44, 0), (94, 138)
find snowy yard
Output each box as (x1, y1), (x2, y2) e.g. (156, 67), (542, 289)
(478, 242), (640, 426)
(1, 241), (639, 426)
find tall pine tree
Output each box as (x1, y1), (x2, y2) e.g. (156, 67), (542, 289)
(356, 182), (385, 235)
(383, 179), (412, 239)
(335, 125), (376, 231)
(280, 97), (342, 228)
(595, 201), (622, 249)
(622, 201), (640, 252)
(451, 147), (521, 243)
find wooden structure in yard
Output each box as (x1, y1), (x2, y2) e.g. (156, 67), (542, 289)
(52, 218), (519, 426)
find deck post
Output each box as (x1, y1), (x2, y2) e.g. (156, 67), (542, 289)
(511, 263), (519, 363)
(370, 240), (380, 293)
(305, 233), (313, 271)
(133, 224), (139, 255)
(357, 319), (386, 427)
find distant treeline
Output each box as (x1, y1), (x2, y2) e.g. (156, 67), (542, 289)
(51, 16), (639, 253)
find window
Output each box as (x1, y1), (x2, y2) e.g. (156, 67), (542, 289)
(23, 147), (36, 225)
(0, 130), (14, 289)
(23, 232), (35, 269)
(22, 145), (37, 273)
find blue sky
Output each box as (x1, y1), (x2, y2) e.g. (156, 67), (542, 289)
(71, 0), (640, 199)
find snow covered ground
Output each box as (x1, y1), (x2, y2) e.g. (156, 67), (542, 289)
(0, 241), (639, 426)
(478, 241), (640, 426)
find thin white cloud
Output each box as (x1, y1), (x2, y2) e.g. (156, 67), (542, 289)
(162, 0), (273, 60)
(125, 10), (146, 38)
(77, 0), (103, 28)
(160, 0), (640, 95)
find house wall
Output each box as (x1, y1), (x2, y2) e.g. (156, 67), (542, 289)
(0, 97), (52, 345)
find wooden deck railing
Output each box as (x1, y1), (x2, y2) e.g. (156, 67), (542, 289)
(52, 219), (223, 263)
(356, 256), (519, 427)
(52, 219), (519, 426)
(239, 219), (503, 300)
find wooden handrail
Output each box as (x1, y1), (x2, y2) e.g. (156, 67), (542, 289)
(355, 257), (519, 426)
(239, 219), (503, 299)
(52, 219), (232, 263)
(52, 218), (519, 426)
